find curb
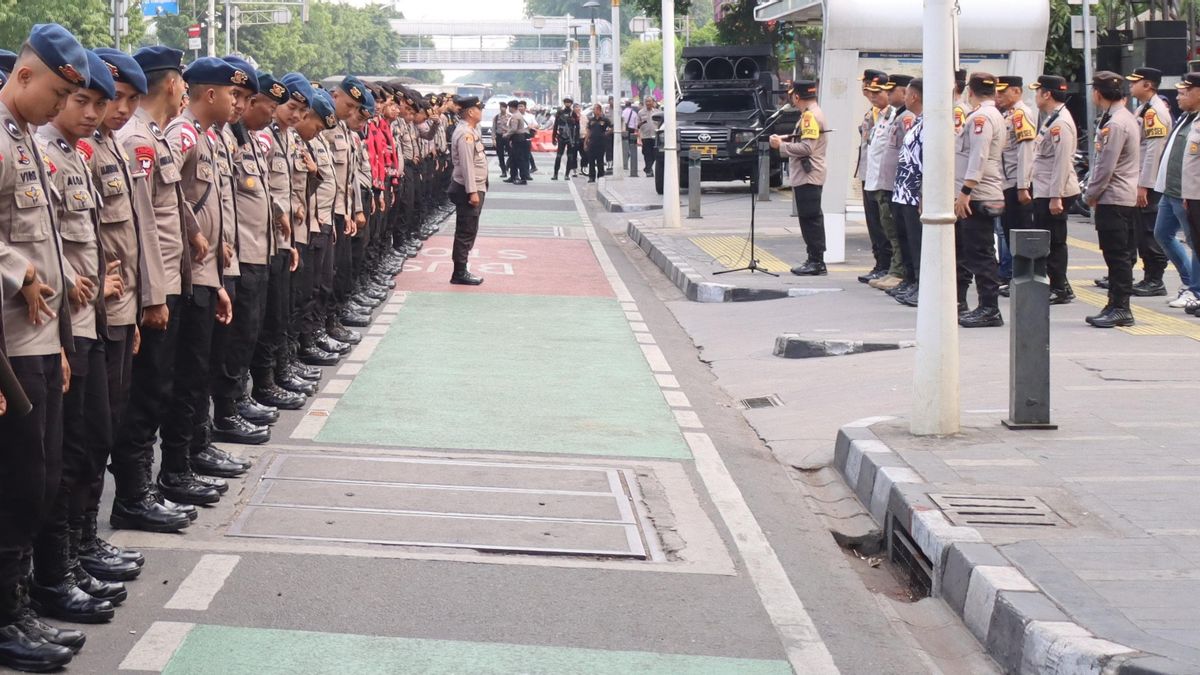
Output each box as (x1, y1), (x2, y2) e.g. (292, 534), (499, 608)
(597, 178), (663, 213)
(832, 419), (1184, 675)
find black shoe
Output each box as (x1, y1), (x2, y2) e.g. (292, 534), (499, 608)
(1093, 275), (1109, 289)
(1187, 300), (1200, 316)
(514, 179), (527, 185)
(957, 301), (970, 316)
(0, 621), (75, 671)
(886, 281), (912, 297)
(1049, 287), (1074, 305)
(895, 285), (919, 307)
(341, 311), (370, 327)
(110, 494), (191, 533)
(80, 531), (142, 567)
(958, 306), (1004, 328)
(17, 610), (84, 654)
(998, 284), (1010, 298)
(327, 324), (362, 345)
(76, 543), (141, 582)
(71, 567), (127, 606)
(790, 260), (827, 276)
(190, 445), (248, 479)
(450, 271), (484, 286)
(191, 472), (229, 494)
(289, 361), (322, 381)
(277, 373), (317, 396)
(644, 170), (653, 177)
(156, 471), (221, 506)
(551, 174), (558, 180)
(253, 385), (305, 411)
(503, 177), (516, 183)
(159, 496), (198, 521)
(1132, 279), (1167, 297)
(352, 293), (382, 308)
(237, 397), (279, 425)
(29, 581), (115, 624)
(316, 333), (351, 355)
(1087, 307), (1134, 328)
(364, 286), (388, 301)
(298, 344), (339, 366)
(858, 269), (885, 284)
(212, 415), (270, 446)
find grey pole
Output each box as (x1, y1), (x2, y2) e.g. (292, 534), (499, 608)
(687, 149), (702, 219)
(757, 142), (770, 202)
(628, 134), (639, 177)
(1002, 229), (1057, 430)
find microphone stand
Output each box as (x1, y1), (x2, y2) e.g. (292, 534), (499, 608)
(714, 111), (790, 277)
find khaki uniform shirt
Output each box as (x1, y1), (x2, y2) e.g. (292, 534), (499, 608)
(0, 102), (71, 357)
(779, 103), (828, 187)
(1084, 105), (1140, 207)
(451, 123), (488, 194)
(397, 119), (416, 167)
(261, 123), (296, 251)
(38, 126), (102, 341)
(117, 106), (187, 303)
(322, 123), (360, 218)
(1031, 105), (1081, 199)
(231, 127), (272, 266)
(308, 134), (336, 233)
(1001, 100), (1036, 191)
(955, 100), (1007, 201)
(215, 126), (240, 277)
(86, 131), (144, 329)
(167, 110), (223, 288)
(855, 106), (878, 181)
(1136, 96), (1172, 189)
(290, 131), (312, 246)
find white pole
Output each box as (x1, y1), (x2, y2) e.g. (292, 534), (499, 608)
(224, 2), (231, 55)
(611, 0), (623, 181)
(911, 0), (960, 436)
(1082, 0), (1096, 154)
(661, 0), (681, 228)
(207, 0), (217, 56)
(590, 18), (599, 104)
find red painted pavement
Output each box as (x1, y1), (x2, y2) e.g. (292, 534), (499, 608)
(397, 235), (614, 297)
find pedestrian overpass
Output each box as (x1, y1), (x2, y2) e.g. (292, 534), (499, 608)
(394, 48), (596, 71)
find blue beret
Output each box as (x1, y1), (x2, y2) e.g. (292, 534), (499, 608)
(94, 48), (147, 95)
(0, 49), (15, 75)
(183, 56), (251, 89)
(257, 72), (288, 104)
(339, 76), (368, 105)
(133, 45), (182, 74)
(221, 55), (258, 93)
(361, 88), (376, 115)
(28, 23), (90, 87)
(280, 73), (316, 107)
(311, 89), (337, 129)
(84, 51), (116, 100)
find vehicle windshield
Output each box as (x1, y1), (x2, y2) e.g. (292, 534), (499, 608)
(677, 93), (757, 114)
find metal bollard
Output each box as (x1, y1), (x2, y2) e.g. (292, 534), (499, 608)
(687, 149), (702, 219)
(1002, 229), (1057, 430)
(629, 139), (639, 177)
(757, 140), (770, 202)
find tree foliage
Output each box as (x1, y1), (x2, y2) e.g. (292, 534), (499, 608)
(0, 0), (146, 51)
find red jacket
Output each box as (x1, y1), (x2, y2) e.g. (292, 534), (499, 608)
(367, 118), (396, 188)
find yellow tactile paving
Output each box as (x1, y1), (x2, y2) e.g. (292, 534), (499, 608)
(690, 236), (793, 274)
(1073, 286), (1200, 341)
(1067, 236), (1103, 255)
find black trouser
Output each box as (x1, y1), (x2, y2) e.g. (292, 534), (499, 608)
(1001, 187), (1034, 247)
(0, 354), (64, 620)
(553, 137), (571, 176)
(252, 250), (291, 390)
(112, 294), (181, 498)
(895, 202), (922, 282)
(496, 136), (508, 175)
(792, 184), (825, 261)
(958, 205), (1002, 308)
(353, 189), (371, 283)
(310, 228), (336, 330)
(586, 144), (606, 180)
(1032, 197), (1074, 291)
(509, 137), (531, 180)
(451, 189), (485, 271)
(1137, 190), (1168, 281)
(863, 186), (892, 273)
(1095, 204), (1140, 310)
(397, 171), (416, 247)
(291, 241), (317, 339)
(332, 215), (355, 319)
(35, 337), (109, 585)
(160, 286), (217, 473)
(565, 143), (580, 175)
(213, 263), (268, 415)
(641, 138), (657, 173)
(89, 324), (134, 522)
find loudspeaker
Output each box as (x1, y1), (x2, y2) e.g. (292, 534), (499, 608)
(704, 57), (734, 81)
(682, 58), (705, 82)
(678, 46), (773, 84)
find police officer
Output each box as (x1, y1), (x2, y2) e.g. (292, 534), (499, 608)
(638, 97), (659, 177)
(954, 73), (1007, 328)
(1028, 75), (1080, 304)
(302, 89), (348, 359)
(996, 75), (1036, 290)
(584, 103), (612, 182)
(771, 80), (828, 276)
(504, 100), (530, 185)
(856, 70), (893, 283)
(494, 99), (510, 179)
(449, 96), (488, 286)
(1083, 71), (1141, 328)
(326, 77), (368, 348)
(865, 73), (914, 293)
(552, 97), (573, 180)
(0, 23), (91, 671)
(0, 49), (15, 87)
(1124, 67), (1172, 297)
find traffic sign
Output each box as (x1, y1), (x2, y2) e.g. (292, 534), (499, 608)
(187, 24), (201, 38)
(1071, 14), (1096, 50)
(143, 1), (179, 16)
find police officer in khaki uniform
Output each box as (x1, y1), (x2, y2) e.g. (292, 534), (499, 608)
(1124, 67), (1172, 296)
(302, 89), (347, 359)
(954, 73), (1008, 328)
(856, 70), (892, 283)
(1083, 71), (1142, 328)
(866, 74), (914, 292)
(0, 23), (91, 671)
(1029, 75), (1081, 304)
(325, 77), (368, 348)
(771, 80), (828, 276)
(996, 75), (1036, 289)
(448, 96), (488, 285)
(504, 100), (530, 185)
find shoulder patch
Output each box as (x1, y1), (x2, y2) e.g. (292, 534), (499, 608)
(149, 121), (163, 139)
(953, 106), (966, 134)
(56, 138), (71, 153)
(973, 115), (986, 135)
(1144, 110), (1168, 139)
(46, 158), (57, 176)
(136, 145), (155, 175)
(76, 139), (94, 161)
(902, 115), (914, 130)
(3, 118), (21, 139)
(799, 110), (820, 140)
(1012, 110), (1036, 142)
(179, 124), (197, 154)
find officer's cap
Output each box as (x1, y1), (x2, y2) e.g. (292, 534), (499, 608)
(789, 79), (818, 100)
(1091, 70), (1125, 96)
(967, 72), (997, 95)
(0, 49), (16, 76)
(888, 74), (914, 89)
(27, 23), (90, 87)
(1030, 75), (1068, 92)
(859, 69), (891, 92)
(221, 55), (259, 93)
(257, 72), (288, 104)
(83, 50), (116, 100)
(311, 88), (338, 129)
(1126, 67), (1163, 86)
(454, 95), (483, 110)
(132, 45), (183, 75)
(955, 68), (968, 89)
(94, 48), (147, 95)
(280, 73), (316, 106)
(339, 75), (368, 104)
(1176, 72), (1200, 90)
(183, 56), (250, 89)
(995, 75), (1023, 91)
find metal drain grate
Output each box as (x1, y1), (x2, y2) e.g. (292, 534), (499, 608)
(929, 494), (1066, 527)
(888, 514), (932, 598)
(740, 395), (782, 409)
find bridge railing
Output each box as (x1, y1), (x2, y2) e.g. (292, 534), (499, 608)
(394, 48), (593, 64)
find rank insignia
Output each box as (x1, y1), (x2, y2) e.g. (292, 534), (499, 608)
(56, 138), (71, 153)
(149, 121), (163, 139)
(3, 118), (21, 139)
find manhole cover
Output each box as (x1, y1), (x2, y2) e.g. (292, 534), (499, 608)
(929, 494), (1066, 528)
(740, 395), (782, 409)
(229, 454), (663, 560)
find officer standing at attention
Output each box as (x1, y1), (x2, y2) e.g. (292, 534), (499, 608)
(996, 76), (1036, 279)
(954, 73), (1008, 328)
(1083, 71), (1142, 328)
(770, 80), (828, 276)
(449, 96), (488, 286)
(494, 100), (510, 180)
(504, 100), (530, 185)
(1124, 67), (1172, 297)
(551, 97), (573, 180)
(1028, 75), (1081, 305)
(0, 23), (92, 672)
(866, 73), (914, 293)
(856, 70), (893, 283)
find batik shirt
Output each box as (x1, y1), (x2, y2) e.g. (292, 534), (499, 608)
(892, 115), (925, 207)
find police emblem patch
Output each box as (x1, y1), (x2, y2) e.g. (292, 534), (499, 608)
(135, 146), (155, 174)
(231, 70), (249, 86)
(76, 140), (94, 161)
(271, 83), (286, 99)
(58, 64), (85, 85)
(149, 121), (163, 139)
(56, 138), (71, 153)
(973, 116), (985, 135)
(3, 118), (21, 139)
(350, 86), (362, 100)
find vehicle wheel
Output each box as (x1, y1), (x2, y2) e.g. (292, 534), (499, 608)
(654, 154), (664, 195)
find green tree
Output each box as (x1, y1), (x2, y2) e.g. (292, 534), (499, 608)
(0, 0), (145, 50)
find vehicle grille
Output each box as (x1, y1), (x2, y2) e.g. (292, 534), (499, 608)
(679, 129), (729, 145)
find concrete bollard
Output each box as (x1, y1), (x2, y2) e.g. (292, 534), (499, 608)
(687, 149), (702, 219)
(757, 141), (770, 202)
(1002, 229), (1057, 430)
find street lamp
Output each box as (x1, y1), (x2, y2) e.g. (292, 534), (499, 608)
(584, 0), (600, 105)
(610, 0), (623, 181)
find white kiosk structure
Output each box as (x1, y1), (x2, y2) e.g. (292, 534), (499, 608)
(754, 0), (1050, 263)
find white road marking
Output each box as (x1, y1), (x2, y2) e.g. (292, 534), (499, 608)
(289, 397), (341, 440)
(321, 379), (352, 395)
(376, 314), (397, 325)
(337, 363), (363, 376)
(347, 336), (382, 362)
(629, 321), (649, 332)
(655, 374), (680, 388)
(673, 410), (703, 429)
(662, 390), (691, 408)
(621, 302), (638, 311)
(634, 332), (656, 344)
(639, 344), (671, 373)
(367, 324), (388, 336)
(625, 311), (644, 322)
(119, 621), (194, 671)
(164, 554), (240, 611)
